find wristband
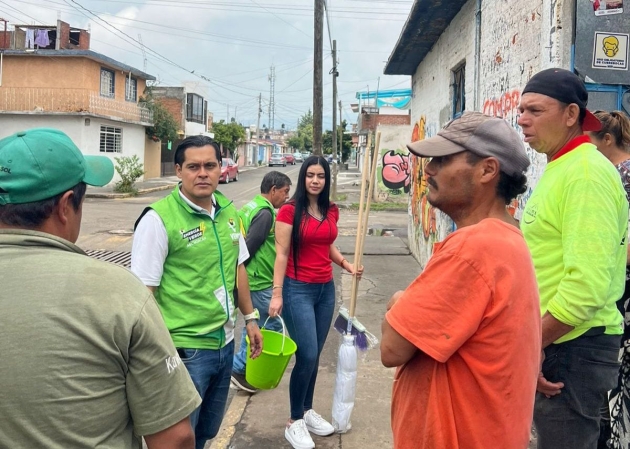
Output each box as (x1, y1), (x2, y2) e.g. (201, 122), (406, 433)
(273, 285), (283, 289)
(339, 258), (347, 267)
(243, 308), (260, 321)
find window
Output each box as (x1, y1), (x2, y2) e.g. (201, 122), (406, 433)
(186, 93), (206, 124)
(100, 68), (115, 98)
(452, 64), (466, 118)
(100, 126), (122, 153)
(125, 77), (137, 102)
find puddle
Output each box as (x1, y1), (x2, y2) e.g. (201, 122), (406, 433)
(368, 228), (397, 237)
(108, 230), (134, 236)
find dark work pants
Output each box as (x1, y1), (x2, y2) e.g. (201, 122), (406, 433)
(534, 334), (620, 449)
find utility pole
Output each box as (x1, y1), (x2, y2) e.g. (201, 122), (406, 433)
(331, 40), (338, 200)
(313, 0), (324, 155)
(255, 93), (262, 166)
(268, 65), (275, 140)
(339, 100), (343, 165)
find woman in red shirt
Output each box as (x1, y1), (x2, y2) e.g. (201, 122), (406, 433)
(270, 155), (360, 449)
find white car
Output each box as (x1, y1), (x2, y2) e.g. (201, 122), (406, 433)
(269, 154), (287, 167)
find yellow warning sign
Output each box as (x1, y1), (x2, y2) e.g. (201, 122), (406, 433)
(593, 32), (629, 70)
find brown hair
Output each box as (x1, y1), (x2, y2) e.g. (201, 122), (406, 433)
(593, 110), (630, 151)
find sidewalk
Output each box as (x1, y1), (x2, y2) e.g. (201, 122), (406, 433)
(211, 211), (419, 449)
(210, 206), (538, 448)
(85, 165), (262, 199)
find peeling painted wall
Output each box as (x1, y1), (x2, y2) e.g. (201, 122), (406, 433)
(407, 0), (572, 267)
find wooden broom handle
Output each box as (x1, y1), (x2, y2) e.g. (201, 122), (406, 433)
(349, 132), (381, 317)
(349, 137), (372, 317)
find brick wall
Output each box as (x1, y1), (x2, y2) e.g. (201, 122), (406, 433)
(78, 30), (90, 50)
(156, 97), (185, 130)
(361, 113), (410, 131)
(59, 21), (70, 50)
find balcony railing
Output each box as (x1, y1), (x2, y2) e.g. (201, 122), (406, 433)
(0, 87), (153, 124)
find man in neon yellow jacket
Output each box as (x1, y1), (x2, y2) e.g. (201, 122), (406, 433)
(519, 68), (627, 449)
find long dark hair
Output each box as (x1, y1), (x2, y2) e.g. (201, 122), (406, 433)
(290, 155), (331, 275)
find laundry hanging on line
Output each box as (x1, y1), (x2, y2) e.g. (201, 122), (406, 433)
(35, 30), (50, 47)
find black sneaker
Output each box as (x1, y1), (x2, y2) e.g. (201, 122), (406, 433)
(230, 371), (258, 394)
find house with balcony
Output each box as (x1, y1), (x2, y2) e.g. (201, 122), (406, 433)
(0, 21), (161, 181)
(150, 86), (213, 175)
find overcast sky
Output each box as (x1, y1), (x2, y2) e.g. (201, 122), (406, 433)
(2, 0), (413, 130)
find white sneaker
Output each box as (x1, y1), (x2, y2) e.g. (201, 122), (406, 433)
(303, 409), (335, 436)
(285, 419), (315, 449)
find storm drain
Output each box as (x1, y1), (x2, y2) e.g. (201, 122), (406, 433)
(85, 249), (131, 268)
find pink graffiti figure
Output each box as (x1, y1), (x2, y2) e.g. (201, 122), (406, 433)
(382, 150), (411, 193)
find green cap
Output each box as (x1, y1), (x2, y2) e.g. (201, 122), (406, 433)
(0, 128), (114, 205)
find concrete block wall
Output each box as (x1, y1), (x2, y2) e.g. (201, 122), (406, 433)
(407, 0), (477, 266)
(406, 0), (571, 267)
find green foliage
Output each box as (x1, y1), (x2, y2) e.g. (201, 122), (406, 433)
(288, 110), (314, 152)
(140, 91), (179, 143)
(322, 120), (352, 162)
(212, 120), (246, 154)
(113, 155), (145, 194)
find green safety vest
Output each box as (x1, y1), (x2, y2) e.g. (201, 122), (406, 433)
(239, 194), (276, 291)
(145, 186), (241, 349)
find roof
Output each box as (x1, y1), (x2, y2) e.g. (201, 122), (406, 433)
(2, 49), (156, 80)
(384, 0), (469, 75)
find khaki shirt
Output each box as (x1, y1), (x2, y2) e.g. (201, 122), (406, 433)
(0, 230), (201, 448)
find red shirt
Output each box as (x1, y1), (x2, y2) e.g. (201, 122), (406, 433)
(277, 202), (339, 283)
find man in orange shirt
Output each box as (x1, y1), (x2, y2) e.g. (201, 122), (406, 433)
(381, 112), (542, 449)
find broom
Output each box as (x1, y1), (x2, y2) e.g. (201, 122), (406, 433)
(333, 132), (381, 350)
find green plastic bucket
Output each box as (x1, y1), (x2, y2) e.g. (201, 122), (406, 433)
(246, 316), (297, 390)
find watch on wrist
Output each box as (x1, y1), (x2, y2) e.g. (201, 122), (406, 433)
(243, 308), (260, 322)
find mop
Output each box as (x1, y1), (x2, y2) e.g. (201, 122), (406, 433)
(331, 132), (381, 433)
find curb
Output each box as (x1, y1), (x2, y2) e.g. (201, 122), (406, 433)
(86, 184), (176, 199)
(337, 203), (409, 212)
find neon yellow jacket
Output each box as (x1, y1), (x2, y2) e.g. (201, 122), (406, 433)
(522, 143), (626, 343)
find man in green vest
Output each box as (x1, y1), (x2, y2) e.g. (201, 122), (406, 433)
(231, 170), (292, 393)
(131, 136), (263, 449)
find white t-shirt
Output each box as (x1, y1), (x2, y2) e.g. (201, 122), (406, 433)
(131, 191), (248, 286)
(131, 192), (249, 345)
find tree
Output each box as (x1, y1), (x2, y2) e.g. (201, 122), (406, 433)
(322, 120), (352, 162)
(288, 110), (314, 152)
(211, 120), (246, 157)
(140, 90), (179, 143)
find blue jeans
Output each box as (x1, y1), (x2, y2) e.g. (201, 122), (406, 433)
(233, 288), (283, 375)
(282, 277), (335, 421)
(178, 341), (234, 449)
(534, 334), (620, 449)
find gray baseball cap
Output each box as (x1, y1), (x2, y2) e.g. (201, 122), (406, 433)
(407, 112), (530, 176)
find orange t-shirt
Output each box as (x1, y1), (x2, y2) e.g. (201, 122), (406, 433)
(386, 218), (541, 449)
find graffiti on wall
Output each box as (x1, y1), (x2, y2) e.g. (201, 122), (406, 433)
(381, 150), (411, 194)
(482, 89), (521, 120)
(483, 88), (548, 220)
(409, 116), (439, 242)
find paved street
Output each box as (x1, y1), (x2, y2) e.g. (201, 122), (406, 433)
(76, 165), (418, 449)
(76, 165), (541, 449)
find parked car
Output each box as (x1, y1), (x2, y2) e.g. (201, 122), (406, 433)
(302, 152), (310, 160)
(269, 154), (286, 167)
(293, 152), (304, 163)
(219, 158), (239, 183)
(284, 153), (296, 165)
